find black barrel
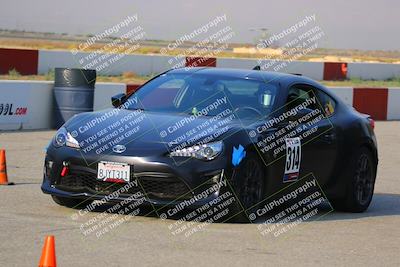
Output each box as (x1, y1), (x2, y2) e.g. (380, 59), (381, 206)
(53, 68), (96, 129)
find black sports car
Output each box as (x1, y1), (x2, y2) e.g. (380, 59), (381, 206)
(42, 67), (378, 221)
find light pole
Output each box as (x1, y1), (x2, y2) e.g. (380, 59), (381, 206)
(249, 27), (270, 48)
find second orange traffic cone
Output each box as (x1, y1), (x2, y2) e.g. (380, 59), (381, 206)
(0, 149), (13, 185)
(39, 235), (57, 267)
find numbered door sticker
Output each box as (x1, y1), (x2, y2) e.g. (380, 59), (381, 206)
(284, 137), (301, 183)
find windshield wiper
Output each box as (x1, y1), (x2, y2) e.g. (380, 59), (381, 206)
(127, 107), (145, 111)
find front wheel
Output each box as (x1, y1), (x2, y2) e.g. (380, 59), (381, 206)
(230, 152), (266, 222)
(331, 147), (377, 212)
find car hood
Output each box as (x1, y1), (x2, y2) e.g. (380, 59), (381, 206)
(64, 108), (242, 156)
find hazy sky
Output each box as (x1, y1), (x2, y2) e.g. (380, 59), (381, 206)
(0, 0), (398, 50)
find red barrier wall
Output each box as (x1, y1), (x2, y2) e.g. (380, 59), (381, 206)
(0, 48), (38, 75)
(353, 88), (388, 120)
(323, 62), (347, 80)
(126, 84), (141, 95)
(185, 57), (216, 68)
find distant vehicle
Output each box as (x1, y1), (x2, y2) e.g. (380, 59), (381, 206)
(42, 67), (378, 220)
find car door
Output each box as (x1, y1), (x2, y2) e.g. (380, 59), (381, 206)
(284, 83), (338, 187)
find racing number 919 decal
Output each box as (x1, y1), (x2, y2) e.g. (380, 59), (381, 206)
(284, 137), (301, 182)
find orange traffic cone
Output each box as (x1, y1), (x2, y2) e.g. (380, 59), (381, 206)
(39, 235), (57, 267)
(0, 149), (13, 185)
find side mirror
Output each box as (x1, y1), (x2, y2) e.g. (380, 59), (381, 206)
(111, 93), (126, 107)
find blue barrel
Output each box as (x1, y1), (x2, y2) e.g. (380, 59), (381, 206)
(53, 68), (96, 129)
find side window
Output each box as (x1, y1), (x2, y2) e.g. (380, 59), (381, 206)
(286, 85), (319, 111)
(317, 90), (336, 117)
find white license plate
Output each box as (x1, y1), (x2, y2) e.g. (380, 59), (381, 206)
(97, 161), (130, 183)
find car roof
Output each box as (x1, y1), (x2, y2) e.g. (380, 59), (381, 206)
(168, 67), (289, 81)
(167, 67), (323, 86)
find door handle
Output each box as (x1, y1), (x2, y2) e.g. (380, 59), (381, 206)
(322, 132), (336, 144)
(324, 133), (335, 139)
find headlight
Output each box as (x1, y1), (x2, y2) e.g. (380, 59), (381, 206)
(169, 141), (223, 160)
(53, 127), (80, 149)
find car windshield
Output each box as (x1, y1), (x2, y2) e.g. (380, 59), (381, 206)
(124, 72), (278, 119)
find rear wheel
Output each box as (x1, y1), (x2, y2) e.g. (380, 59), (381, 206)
(331, 147), (376, 212)
(51, 195), (92, 209)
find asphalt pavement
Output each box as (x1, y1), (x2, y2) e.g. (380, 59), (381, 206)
(0, 122), (399, 266)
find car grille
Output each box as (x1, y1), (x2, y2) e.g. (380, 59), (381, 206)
(55, 169), (192, 200)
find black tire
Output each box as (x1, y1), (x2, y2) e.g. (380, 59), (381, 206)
(51, 195), (93, 209)
(331, 146), (377, 212)
(229, 152), (266, 222)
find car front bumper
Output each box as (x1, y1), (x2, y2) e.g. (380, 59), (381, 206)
(41, 145), (229, 208)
